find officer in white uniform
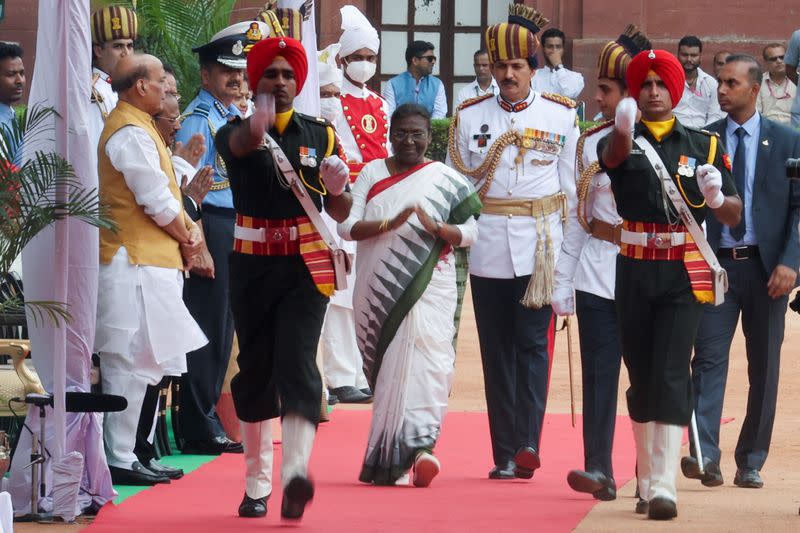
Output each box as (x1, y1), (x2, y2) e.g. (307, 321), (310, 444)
(448, 3), (578, 481)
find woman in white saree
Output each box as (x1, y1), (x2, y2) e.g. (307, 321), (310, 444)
(338, 104), (482, 487)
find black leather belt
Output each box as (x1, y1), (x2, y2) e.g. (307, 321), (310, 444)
(718, 246), (759, 260)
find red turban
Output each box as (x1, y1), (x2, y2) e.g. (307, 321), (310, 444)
(625, 49), (686, 109)
(247, 37), (308, 94)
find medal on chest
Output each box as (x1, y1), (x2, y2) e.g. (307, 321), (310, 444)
(677, 155), (696, 177)
(300, 146), (318, 168)
(521, 128), (565, 155)
(473, 124), (492, 148)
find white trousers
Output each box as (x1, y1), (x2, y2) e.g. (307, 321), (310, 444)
(320, 305), (367, 390)
(242, 414), (315, 500)
(633, 421), (682, 503)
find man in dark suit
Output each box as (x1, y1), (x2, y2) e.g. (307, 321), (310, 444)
(682, 54), (800, 489)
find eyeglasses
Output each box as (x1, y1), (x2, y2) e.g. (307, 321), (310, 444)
(155, 115), (180, 124)
(767, 55), (785, 62)
(390, 130), (429, 142)
(418, 55), (436, 62)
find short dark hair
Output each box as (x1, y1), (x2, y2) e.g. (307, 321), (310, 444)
(390, 103), (431, 131)
(474, 49), (489, 60)
(678, 35), (703, 51)
(762, 43), (785, 60)
(541, 28), (565, 45)
(0, 42), (23, 62)
(405, 41), (435, 65)
(163, 63), (176, 77)
(111, 63), (150, 93)
(725, 53), (763, 85)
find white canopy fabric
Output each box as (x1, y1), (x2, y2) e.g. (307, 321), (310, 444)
(9, 0), (115, 516)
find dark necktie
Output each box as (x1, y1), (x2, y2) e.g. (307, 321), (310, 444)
(730, 126), (747, 241)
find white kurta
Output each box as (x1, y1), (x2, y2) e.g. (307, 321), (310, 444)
(673, 68), (726, 128)
(554, 122), (621, 301)
(531, 67), (585, 100)
(450, 91), (579, 279)
(95, 125), (206, 370)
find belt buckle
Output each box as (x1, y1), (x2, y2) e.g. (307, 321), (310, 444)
(732, 246), (748, 260)
(646, 232), (670, 249)
(269, 228), (285, 242)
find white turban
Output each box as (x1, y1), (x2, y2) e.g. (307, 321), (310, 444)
(318, 43), (343, 88)
(338, 5), (379, 58)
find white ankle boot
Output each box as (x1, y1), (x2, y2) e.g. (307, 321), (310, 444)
(241, 420), (273, 500)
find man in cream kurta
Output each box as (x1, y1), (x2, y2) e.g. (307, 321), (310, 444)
(96, 54), (206, 485)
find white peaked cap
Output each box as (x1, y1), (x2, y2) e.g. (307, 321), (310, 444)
(338, 5), (380, 58)
(318, 43), (343, 88)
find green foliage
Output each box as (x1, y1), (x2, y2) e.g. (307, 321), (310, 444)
(0, 104), (114, 325)
(426, 118), (604, 163)
(96, 0), (237, 104)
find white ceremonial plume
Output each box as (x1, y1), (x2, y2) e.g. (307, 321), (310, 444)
(318, 43), (343, 88)
(339, 5), (380, 58)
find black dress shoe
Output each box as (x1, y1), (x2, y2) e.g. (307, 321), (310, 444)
(734, 468), (763, 488)
(145, 459), (184, 480)
(680, 456), (723, 487)
(566, 470), (616, 500)
(281, 476), (314, 520)
(238, 492), (268, 518)
(327, 393), (339, 406)
(330, 386), (372, 404)
(635, 498), (648, 515)
(109, 462), (170, 486)
(182, 436), (243, 455)
(512, 447), (540, 479)
(360, 387), (373, 396)
(488, 461), (515, 479)
(648, 496), (677, 520)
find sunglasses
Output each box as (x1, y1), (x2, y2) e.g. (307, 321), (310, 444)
(767, 55), (785, 62)
(418, 55), (437, 62)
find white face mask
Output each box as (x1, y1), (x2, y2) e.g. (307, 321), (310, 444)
(319, 96), (343, 122)
(345, 60), (377, 84)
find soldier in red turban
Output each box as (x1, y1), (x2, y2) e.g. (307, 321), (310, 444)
(596, 49), (742, 520)
(217, 33), (351, 522)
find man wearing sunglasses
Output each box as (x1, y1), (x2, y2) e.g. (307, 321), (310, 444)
(757, 44), (796, 124)
(384, 40), (447, 119)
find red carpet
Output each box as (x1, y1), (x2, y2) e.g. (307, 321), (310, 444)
(88, 411), (636, 532)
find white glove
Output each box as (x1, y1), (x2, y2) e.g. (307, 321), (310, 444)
(319, 155), (349, 196)
(696, 163), (724, 208)
(614, 97), (638, 134)
(551, 286), (575, 316)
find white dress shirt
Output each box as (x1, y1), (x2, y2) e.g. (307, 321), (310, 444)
(450, 91), (579, 278)
(531, 66), (585, 100)
(674, 67), (726, 128)
(454, 78), (499, 110)
(756, 73), (797, 124)
(719, 112), (761, 248)
(554, 123), (621, 300)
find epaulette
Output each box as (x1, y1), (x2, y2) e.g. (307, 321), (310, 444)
(581, 119), (614, 138)
(541, 92), (578, 109)
(684, 125), (720, 138)
(296, 111), (332, 126)
(187, 102), (211, 118)
(457, 93), (493, 113)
